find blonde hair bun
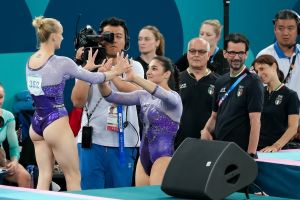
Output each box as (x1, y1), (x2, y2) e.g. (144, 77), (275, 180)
(32, 16), (45, 29)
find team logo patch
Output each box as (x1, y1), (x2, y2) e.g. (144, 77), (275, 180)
(179, 83), (187, 89)
(275, 95), (283, 105)
(237, 85), (244, 97)
(208, 84), (215, 95)
(220, 87), (226, 93)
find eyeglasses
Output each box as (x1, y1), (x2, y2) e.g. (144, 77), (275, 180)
(225, 51), (246, 58)
(188, 49), (208, 56)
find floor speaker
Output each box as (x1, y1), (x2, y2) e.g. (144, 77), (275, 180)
(161, 138), (257, 200)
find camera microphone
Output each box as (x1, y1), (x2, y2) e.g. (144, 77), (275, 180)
(288, 43), (296, 49)
(74, 13), (82, 51)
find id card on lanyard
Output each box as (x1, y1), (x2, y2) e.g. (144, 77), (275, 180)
(106, 105), (118, 132)
(117, 105), (125, 166)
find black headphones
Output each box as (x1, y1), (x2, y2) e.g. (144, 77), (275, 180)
(273, 9), (300, 34)
(98, 17), (130, 51)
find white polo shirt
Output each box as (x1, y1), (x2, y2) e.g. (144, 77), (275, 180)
(76, 60), (144, 147)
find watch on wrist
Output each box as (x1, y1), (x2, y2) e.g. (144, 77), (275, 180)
(248, 153), (258, 159)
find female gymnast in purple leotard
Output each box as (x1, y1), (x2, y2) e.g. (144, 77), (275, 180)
(99, 56), (182, 186)
(26, 16), (129, 191)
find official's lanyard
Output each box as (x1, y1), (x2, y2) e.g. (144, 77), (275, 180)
(117, 105), (125, 166)
(283, 54), (297, 84)
(210, 47), (219, 64)
(84, 98), (102, 126)
(218, 73), (247, 107)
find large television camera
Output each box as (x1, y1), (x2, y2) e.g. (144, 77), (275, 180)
(74, 25), (114, 65)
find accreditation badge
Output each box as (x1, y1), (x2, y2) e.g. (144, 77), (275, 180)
(106, 104), (118, 132)
(179, 83), (187, 89)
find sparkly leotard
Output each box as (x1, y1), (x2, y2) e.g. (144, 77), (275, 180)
(26, 55), (106, 136)
(105, 86), (183, 175)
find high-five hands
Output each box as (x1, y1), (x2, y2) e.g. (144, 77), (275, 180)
(97, 52), (133, 81)
(84, 48), (103, 71)
(98, 58), (113, 72)
(111, 52), (132, 76)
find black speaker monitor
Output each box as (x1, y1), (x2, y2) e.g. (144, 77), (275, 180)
(161, 138), (257, 200)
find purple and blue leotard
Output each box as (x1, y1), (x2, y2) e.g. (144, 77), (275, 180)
(105, 86), (183, 175)
(26, 55), (106, 136)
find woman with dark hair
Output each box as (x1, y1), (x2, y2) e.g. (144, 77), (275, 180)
(99, 56), (182, 186)
(253, 54), (299, 152)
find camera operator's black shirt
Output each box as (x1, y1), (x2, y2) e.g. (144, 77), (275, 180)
(175, 70), (219, 149)
(212, 69), (264, 151)
(258, 86), (299, 150)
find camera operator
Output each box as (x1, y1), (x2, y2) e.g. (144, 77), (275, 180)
(70, 25), (116, 139)
(71, 17), (144, 189)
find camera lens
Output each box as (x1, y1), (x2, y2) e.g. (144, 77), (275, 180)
(0, 116), (4, 128)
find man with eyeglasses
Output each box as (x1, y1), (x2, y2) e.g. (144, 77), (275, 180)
(175, 19), (229, 75)
(257, 9), (300, 142)
(175, 38), (219, 149)
(201, 33), (264, 157)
